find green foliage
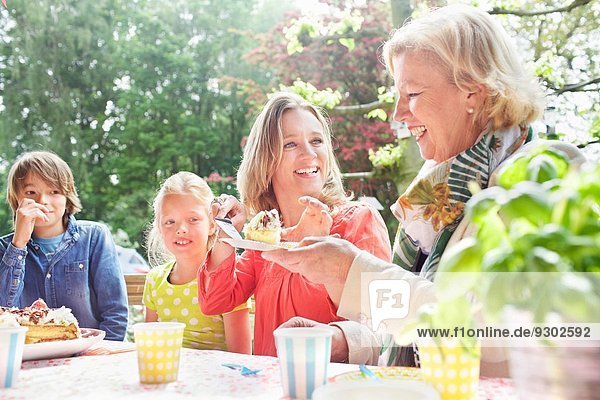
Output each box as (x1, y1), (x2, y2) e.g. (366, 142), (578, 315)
(377, 86), (395, 104)
(439, 146), (600, 324)
(283, 9), (363, 55)
(489, 0), (599, 148)
(284, 20), (317, 55)
(367, 108), (387, 121)
(279, 80), (342, 110)
(590, 115), (600, 139)
(497, 147), (570, 188)
(0, 0), (285, 245)
(337, 37), (355, 51)
(369, 141), (407, 171)
(246, 0), (394, 175)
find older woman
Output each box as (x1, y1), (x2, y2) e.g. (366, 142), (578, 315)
(198, 92), (391, 361)
(263, 5), (585, 369)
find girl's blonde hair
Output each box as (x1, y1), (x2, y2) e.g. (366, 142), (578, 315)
(237, 91), (350, 216)
(146, 171), (215, 267)
(6, 151), (82, 228)
(382, 4), (545, 131)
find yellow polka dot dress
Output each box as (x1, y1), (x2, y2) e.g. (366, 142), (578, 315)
(142, 261), (248, 350)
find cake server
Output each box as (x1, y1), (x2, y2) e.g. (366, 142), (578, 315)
(214, 217), (243, 241)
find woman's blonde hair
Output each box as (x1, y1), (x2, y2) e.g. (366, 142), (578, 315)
(237, 91), (350, 216)
(146, 171), (215, 267)
(6, 151), (82, 228)
(382, 4), (545, 131)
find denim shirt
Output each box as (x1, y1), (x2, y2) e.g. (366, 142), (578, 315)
(0, 215), (128, 340)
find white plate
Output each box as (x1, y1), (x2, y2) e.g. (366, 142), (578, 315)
(219, 237), (298, 251)
(312, 381), (440, 400)
(22, 328), (106, 361)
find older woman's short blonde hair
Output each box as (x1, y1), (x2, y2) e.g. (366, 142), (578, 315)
(383, 4), (545, 131)
(237, 91), (350, 216)
(6, 151), (82, 228)
(146, 171), (215, 267)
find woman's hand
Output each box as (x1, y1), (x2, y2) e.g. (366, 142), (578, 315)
(262, 236), (360, 306)
(281, 196), (332, 242)
(278, 316), (349, 363)
(12, 198), (50, 248)
(211, 194), (247, 232)
(207, 194), (246, 274)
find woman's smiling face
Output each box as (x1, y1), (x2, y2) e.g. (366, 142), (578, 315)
(392, 50), (481, 163)
(271, 108), (328, 206)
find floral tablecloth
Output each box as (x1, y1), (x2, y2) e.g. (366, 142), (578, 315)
(3, 341), (517, 399)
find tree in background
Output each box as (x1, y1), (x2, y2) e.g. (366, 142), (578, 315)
(0, 0), (597, 248)
(247, 0), (395, 173)
(0, 0), (120, 232)
(0, 0), (294, 246)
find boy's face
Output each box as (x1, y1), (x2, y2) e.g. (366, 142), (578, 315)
(20, 174), (67, 237)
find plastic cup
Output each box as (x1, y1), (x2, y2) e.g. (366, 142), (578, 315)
(133, 322), (185, 384)
(417, 338), (481, 400)
(0, 326), (28, 388)
(274, 327), (333, 399)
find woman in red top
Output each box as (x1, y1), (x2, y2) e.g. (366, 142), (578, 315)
(198, 92), (391, 357)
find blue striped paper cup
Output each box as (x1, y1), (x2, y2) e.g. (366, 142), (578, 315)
(0, 326), (28, 388)
(274, 327), (333, 399)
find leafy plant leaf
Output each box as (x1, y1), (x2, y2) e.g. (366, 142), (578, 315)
(338, 38), (355, 51)
(367, 108), (388, 121)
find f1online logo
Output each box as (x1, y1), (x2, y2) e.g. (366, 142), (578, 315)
(368, 279), (410, 331)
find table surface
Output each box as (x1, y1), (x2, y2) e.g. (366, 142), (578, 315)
(6, 341), (517, 399)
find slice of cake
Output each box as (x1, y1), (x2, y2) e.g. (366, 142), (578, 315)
(0, 299), (81, 344)
(242, 209), (282, 244)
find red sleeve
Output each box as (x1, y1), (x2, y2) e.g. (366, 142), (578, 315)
(197, 250), (259, 315)
(332, 203), (392, 262)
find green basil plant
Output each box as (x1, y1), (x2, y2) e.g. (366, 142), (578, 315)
(437, 146), (600, 325)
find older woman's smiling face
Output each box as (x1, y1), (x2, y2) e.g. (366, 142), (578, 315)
(392, 51), (481, 163)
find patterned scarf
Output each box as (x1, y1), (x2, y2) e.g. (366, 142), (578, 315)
(391, 124), (531, 280)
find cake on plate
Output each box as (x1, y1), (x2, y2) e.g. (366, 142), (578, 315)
(243, 209), (282, 244)
(0, 299), (81, 344)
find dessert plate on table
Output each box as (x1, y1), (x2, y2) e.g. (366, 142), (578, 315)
(329, 366), (422, 383)
(317, 367), (435, 400)
(219, 237), (299, 252)
(22, 328), (106, 361)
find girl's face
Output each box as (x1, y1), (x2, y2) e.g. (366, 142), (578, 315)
(159, 194), (216, 263)
(21, 173), (67, 237)
(271, 108), (329, 207)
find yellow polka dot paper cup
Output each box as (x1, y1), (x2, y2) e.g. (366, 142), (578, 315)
(133, 322), (185, 384)
(417, 338), (481, 400)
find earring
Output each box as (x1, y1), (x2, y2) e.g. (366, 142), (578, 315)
(467, 108), (474, 114)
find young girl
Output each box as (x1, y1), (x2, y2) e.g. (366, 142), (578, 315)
(0, 151), (128, 340)
(143, 171), (251, 353)
(199, 92), (391, 358)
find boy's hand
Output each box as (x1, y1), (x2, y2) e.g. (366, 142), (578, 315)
(12, 198), (49, 248)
